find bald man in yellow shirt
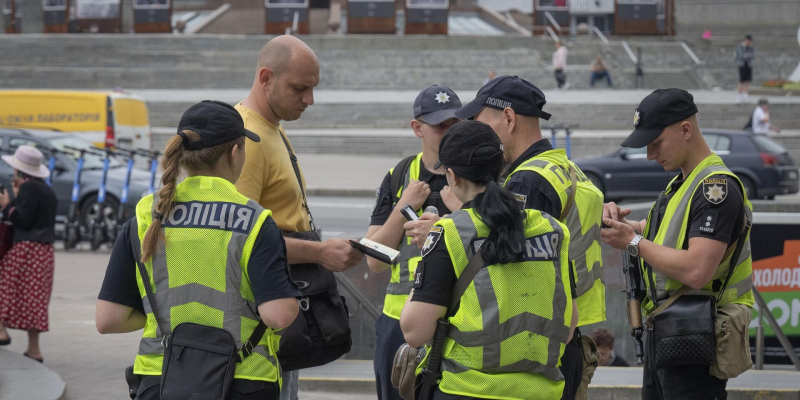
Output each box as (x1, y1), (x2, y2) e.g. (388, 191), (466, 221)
(235, 35), (363, 400)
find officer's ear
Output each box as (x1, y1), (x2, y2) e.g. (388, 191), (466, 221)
(503, 107), (516, 132)
(411, 119), (424, 138)
(680, 119), (694, 142)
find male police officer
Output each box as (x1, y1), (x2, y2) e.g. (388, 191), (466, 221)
(602, 89), (753, 399)
(366, 85), (461, 400)
(406, 76), (606, 400)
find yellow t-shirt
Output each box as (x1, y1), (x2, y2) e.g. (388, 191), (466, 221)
(235, 103), (311, 233)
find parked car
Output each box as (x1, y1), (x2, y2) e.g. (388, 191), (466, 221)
(575, 130), (799, 201)
(0, 128), (155, 233)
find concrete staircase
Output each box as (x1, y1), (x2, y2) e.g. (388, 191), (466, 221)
(0, 34), (702, 90)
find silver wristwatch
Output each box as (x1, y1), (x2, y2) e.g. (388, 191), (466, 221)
(627, 235), (644, 257)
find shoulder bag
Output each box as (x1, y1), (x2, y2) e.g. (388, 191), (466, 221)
(276, 132), (352, 371)
(391, 250), (485, 400)
(644, 197), (751, 370)
(134, 252), (267, 400)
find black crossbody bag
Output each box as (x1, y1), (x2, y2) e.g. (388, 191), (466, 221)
(134, 257), (268, 400)
(643, 191), (751, 369)
(276, 132), (352, 371)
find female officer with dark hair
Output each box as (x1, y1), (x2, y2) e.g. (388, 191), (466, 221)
(400, 120), (578, 400)
(95, 101), (300, 399)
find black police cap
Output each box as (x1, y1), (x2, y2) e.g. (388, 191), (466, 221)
(177, 100), (260, 150)
(455, 75), (551, 120)
(621, 88), (699, 149)
(413, 85), (462, 125)
(434, 120), (503, 171)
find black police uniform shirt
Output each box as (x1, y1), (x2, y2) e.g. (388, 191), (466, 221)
(370, 164), (451, 226)
(503, 139), (564, 220)
(98, 215), (301, 315)
(670, 173), (746, 248)
(411, 201), (577, 309)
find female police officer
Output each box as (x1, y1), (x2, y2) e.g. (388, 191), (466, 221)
(96, 100), (300, 399)
(400, 120), (578, 400)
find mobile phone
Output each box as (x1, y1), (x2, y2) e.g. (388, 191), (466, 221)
(399, 204), (419, 221)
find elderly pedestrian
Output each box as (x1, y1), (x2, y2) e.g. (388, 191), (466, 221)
(0, 145), (58, 363)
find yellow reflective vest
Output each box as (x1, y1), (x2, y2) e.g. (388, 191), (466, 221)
(130, 176), (282, 383)
(505, 149), (606, 326)
(640, 154), (754, 314)
(433, 208), (573, 400)
(383, 153), (425, 319)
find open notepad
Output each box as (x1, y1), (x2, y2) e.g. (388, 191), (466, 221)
(350, 238), (400, 265)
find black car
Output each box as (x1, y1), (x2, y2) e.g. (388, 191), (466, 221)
(575, 130), (800, 201)
(0, 128), (155, 232)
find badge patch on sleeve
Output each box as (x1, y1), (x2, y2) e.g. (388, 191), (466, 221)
(421, 226), (443, 258)
(413, 268), (423, 289)
(703, 178), (728, 204)
(512, 193), (528, 210)
(373, 188), (381, 211)
(699, 209), (719, 234)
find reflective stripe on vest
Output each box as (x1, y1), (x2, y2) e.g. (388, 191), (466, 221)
(640, 154), (755, 314)
(505, 149), (606, 326)
(383, 153), (423, 319)
(130, 176), (282, 383)
(435, 208), (572, 400)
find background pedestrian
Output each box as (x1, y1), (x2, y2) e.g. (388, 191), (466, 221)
(0, 145), (58, 363)
(735, 34), (755, 104)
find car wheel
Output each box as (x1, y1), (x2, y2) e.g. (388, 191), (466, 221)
(740, 177), (756, 200)
(586, 172), (604, 194)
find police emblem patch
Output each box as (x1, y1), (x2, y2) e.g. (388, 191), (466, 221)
(633, 110), (641, 128)
(702, 178), (728, 204)
(435, 91), (451, 104)
(421, 226), (443, 257)
(512, 193), (528, 210)
(373, 188), (380, 211)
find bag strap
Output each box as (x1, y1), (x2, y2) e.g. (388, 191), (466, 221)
(391, 155), (416, 205)
(278, 129), (315, 230)
(130, 222), (170, 342)
(130, 222), (267, 362)
(560, 164), (577, 222)
(447, 243), (485, 318)
(644, 191), (750, 328)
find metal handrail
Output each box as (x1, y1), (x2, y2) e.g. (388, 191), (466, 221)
(621, 41), (638, 64)
(680, 41), (702, 65)
(753, 288), (800, 371)
(545, 26), (559, 43)
(334, 273), (381, 320)
(591, 26), (609, 45)
(543, 11), (561, 33)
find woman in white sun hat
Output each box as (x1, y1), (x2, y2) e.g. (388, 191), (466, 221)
(0, 145), (58, 363)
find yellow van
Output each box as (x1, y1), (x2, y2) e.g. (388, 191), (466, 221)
(0, 90), (151, 150)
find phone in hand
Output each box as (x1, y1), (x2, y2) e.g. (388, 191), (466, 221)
(400, 204), (419, 222)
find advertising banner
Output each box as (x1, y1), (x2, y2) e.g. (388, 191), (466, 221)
(134, 0), (170, 25)
(406, 0), (448, 24)
(749, 214), (800, 364)
(75, 0), (120, 19)
(349, 0), (394, 19)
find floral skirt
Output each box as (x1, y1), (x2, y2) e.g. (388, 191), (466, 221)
(0, 241), (55, 332)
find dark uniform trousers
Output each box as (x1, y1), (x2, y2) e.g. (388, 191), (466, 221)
(374, 314), (407, 400)
(642, 331), (728, 400)
(135, 376), (280, 400)
(559, 328), (584, 400)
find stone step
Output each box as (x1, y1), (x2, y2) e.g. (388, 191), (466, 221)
(146, 100), (799, 131)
